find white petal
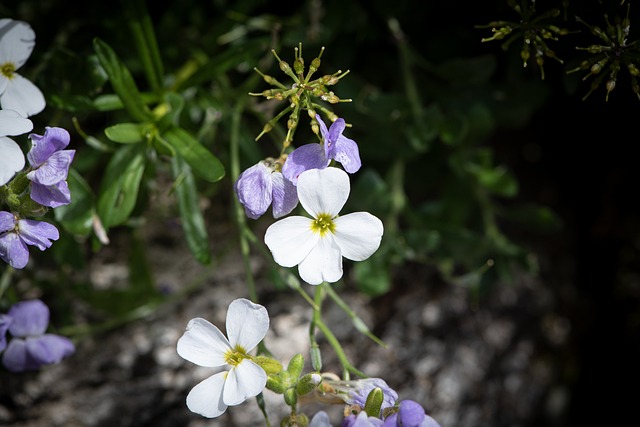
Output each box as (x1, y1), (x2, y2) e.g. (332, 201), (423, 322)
(264, 216), (318, 267)
(297, 167), (350, 217)
(334, 213), (384, 261)
(0, 19), (35, 68)
(0, 136), (25, 185)
(0, 74), (45, 117)
(0, 109), (32, 136)
(226, 298), (269, 351)
(298, 235), (343, 285)
(176, 317), (231, 367)
(185, 372), (228, 418)
(222, 360), (267, 406)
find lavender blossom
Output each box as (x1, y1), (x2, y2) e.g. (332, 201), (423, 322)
(282, 114), (361, 184)
(0, 211), (59, 269)
(234, 159), (298, 219)
(381, 400), (442, 427)
(1, 299), (75, 372)
(0, 314), (11, 352)
(341, 412), (384, 427)
(26, 126), (75, 208)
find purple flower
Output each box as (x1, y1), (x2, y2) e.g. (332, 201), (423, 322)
(347, 378), (398, 417)
(26, 127), (75, 208)
(282, 114), (361, 184)
(0, 211), (59, 269)
(1, 299), (75, 372)
(381, 400), (442, 427)
(309, 411), (333, 427)
(0, 314), (12, 352)
(234, 159), (298, 219)
(341, 412), (383, 427)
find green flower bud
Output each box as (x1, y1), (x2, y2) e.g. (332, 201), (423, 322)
(255, 355), (283, 375)
(286, 354), (305, 379)
(296, 373), (323, 396)
(363, 387), (384, 418)
(284, 387), (298, 406)
(310, 346), (322, 371)
(266, 374), (286, 394)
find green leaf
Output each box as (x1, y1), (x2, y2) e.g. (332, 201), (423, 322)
(93, 37), (153, 122)
(104, 122), (146, 144)
(97, 144), (146, 229)
(353, 254), (391, 296)
(161, 126), (224, 183)
(171, 156), (211, 264)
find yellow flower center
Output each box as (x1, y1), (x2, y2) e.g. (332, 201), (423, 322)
(1, 62), (16, 79)
(311, 213), (335, 236)
(224, 345), (249, 367)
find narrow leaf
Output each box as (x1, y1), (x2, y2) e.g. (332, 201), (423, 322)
(162, 126), (224, 183)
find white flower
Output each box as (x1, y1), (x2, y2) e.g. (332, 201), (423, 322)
(0, 19), (46, 117)
(176, 298), (269, 418)
(0, 109), (32, 185)
(264, 167), (383, 285)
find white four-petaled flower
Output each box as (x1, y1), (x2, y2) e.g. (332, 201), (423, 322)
(265, 167), (383, 285)
(0, 109), (32, 185)
(176, 298), (269, 418)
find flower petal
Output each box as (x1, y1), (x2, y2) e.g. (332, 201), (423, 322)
(297, 167), (350, 218)
(271, 171), (298, 218)
(0, 136), (25, 186)
(185, 371), (228, 418)
(0, 109), (33, 136)
(0, 211), (16, 233)
(29, 180), (72, 208)
(298, 235), (343, 285)
(27, 127), (71, 167)
(282, 143), (329, 184)
(264, 216), (318, 267)
(333, 213), (383, 261)
(222, 360), (267, 406)
(0, 314), (12, 352)
(0, 19), (35, 68)
(226, 298), (269, 351)
(333, 134), (361, 173)
(177, 317), (231, 367)
(26, 149), (75, 185)
(309, 411), (332, 427)
(31, 334), (75, 364)
(234, 162), (273, 220)
(17, 218), (59, 250)
(0, 74), (45, 117)
(2, 338), (28, 372)
(0, 232), (29, 269)
(7, 299), (49, 337)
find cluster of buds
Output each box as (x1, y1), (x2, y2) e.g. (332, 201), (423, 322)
(249, 43), (352, 152)
(477, 0), (570, 80)
(567, 3), (640, 101)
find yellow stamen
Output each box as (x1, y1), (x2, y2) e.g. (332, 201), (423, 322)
(1, 62), (16, 79)
(311, 213), (335, 236)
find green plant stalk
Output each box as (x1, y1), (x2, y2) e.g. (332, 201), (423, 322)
(121, 0), (165, 94)
(0, 266), (14, 301)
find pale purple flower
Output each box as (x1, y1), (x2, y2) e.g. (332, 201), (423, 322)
(341, 412), (384, 427)
(0, 211), (59, 269)
(310, 411), (334, 427)
(381, 400), (442, 427)
(1, 299), (75, 372)
(346, 378), (398, 417)
(0, 314), (12, 352)
(234, 159), (298, 219)
(26, 126), (75, 207)
(0, 19), (46, 117)
(282, 114), (361, 184)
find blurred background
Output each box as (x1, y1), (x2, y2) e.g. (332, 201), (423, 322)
(1, 0), (638, 426)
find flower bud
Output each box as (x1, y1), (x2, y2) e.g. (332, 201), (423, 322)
(363, 387), (384, 418)
(266, 374), (286, 394)
(284, 387), (298, 406)
(310, 345), (322, 371)
(297, 373), (323, 396)
(255, 355), (283, 374)
(286, 353), (305, 379)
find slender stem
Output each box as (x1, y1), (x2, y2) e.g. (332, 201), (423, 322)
(0, 266), (14, 301)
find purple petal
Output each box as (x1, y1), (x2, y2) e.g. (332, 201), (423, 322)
(26, 149), (75, 185)
(7, 299), (49, 336)
(29, 180), (71, 208)
(26, 334), (75, 364)
(333, 135), (361, 173)
(0, 211), (16, 233)
(2, 338), (30, 372)
(398, 400), (426, 427)
(282, 144), (329, 184)
(234, 162), (273, 220)
(0, 314), (12, 352)
(0, 232), (29, 269)
(26, 127), (71, 167)
(270, 172), (298, 218)
(16, 218), (59, 250)
(325, 118), (347, 159)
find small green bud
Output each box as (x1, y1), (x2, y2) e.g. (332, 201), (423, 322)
(310, 346), (322, 371)
(255, 355), (283, 375)
(286, 354), (305, 379)
(266, 374), (286, 394)
(363, 387), (384, 418)
(284, 387), (298, 406)
(296, 373), (323, 396)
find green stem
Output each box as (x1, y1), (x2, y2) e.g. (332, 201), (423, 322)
(0, 266), (14, 301)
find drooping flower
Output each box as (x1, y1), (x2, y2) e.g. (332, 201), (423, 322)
(176, 298), (270, 418)
(0, 211), (59, 269)
(234, 159), (298, 219)
(264, 167), (383, 285)
(282, 114), (361, 184)
(0, 19), (46, 117)
(381, 400), (442, 427)
(26, 126), (75, 208)
(0, 109), (32, 185)
(1, 299), (75, 372)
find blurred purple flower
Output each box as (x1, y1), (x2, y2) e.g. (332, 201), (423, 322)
(282, 114), (361, 184)
(0, 211), (59, 269)
(1, 299), (75, 372)
(234, 159), (298, 219)
(381, 400), (442, 427)
(0, 314), (12, 352)
(341, 412), (384, 427)
(26, 126), (75, 208)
